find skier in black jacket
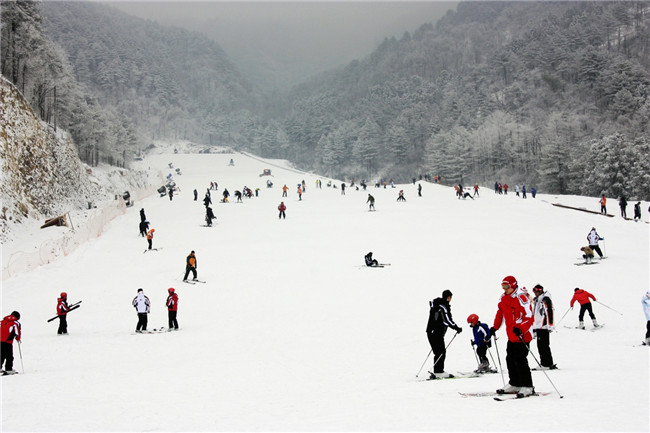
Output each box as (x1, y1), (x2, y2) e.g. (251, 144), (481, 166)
(426, 289), (462, 379)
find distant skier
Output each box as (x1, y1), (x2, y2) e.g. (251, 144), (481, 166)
(634, 202), (642, 221)
(1, 311), (21, 374)
(580, 246), (595, 263)
(146, 228), (155, 250)
(426, 290), (462, 379)
(133, 289), (150, 333)
(367, 194), (375, 211)
(473, 185), (479, 197)
(193, 189), (198, 201)
(205, 207), (215, 226)
(140, 208), (146, 222)
(619, 196), (628, 218)
(222, 189), (230, 203)
(397, 190), (406, 201)
(234, 190), (242, 202)
(532, 284), (556, 369)
(522, 185), (527, 199)
(599, 194), (607, 215)
(57, 292), (70, 335)
(168, 189), (174, 201)
(467, 314), (492, 373)
(489, 275), (534, 396)
(203, 193), (212, 207)
(278, 201), (286, 219)
(282, 185), (288, 197)
(297, 185), (302, 201)
(183, 251), (198, 282)
(531, 187), (537, 198)
(570, 288), (598, 329)
(166, 288), (179, 331)
(587, 227), (604, 259)
(341, 183), (346, 195)
(364, 252), (379, 267)
(418, 183), (422, 197)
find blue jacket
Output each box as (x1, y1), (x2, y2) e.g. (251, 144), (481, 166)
(643, 293), (650, 321)
(472, 322), (491, 347)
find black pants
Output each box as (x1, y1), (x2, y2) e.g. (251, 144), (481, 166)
(534, 329), (554, 367)
(646, 321), (650, 339)
(427, 332), (446, 373)
(58, 315), (68, 334)
(136, 313), (148, 331)
(578, 303), (596, 321)
(505, 340), (533, 387)
(279, 211), (285, 219)
(184, 267), (197, 280)
(589, 244), (603, 257)
(147, 239), (152, 249)
(168, 311), (178, 329)
(1, 342), (14, 371)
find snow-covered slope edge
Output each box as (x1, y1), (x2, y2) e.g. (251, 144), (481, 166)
(1, 76), (151, 276)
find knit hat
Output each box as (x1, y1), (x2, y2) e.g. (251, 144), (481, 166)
(11, 311), (20, 320)
(138, 288), (143, 293)
(502, 276), (518, 289)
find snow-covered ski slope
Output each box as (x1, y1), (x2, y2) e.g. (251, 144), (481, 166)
(2, 150), (648, 431)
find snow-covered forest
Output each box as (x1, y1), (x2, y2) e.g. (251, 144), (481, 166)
(1, 1), (650, 199)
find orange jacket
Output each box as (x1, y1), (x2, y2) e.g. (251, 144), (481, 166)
(146, 229), (155, 240)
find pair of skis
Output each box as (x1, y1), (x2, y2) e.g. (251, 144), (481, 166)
(182, 279), (206, 285)
(459, 390), (552, 401)
(46, 301), (82, 323)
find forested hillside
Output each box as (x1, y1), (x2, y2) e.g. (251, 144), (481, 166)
(39, 1), (262, 147)
(281, 1), (650, 199)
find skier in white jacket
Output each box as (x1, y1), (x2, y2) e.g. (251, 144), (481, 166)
(642, 290), (650, 345)
(132, 288), (150, 333)
(587, 228), (604, 258)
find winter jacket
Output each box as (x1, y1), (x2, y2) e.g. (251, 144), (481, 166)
(533, 292), (555, 331)
(493, 287), (534, 343)
(133, 293), (151, 314)
(471, 322), (491, 347)
(642, 293), (650, 321)
(166, 293), (179, 312)
(146, 229), (155, 240)
(278, 203), (286, 212)
(0, 314), (21, 343)
(186, 254), (197, 269)
(570, 289), (595, 307)
(426, 297), (460, 335)
(57, 298), (70, 316)
(587, 229), (602, 246)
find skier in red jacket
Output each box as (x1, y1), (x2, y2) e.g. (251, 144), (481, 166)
(278, 202), (286, 219)
(1, 311), (21, 374)
(57, 292), (70, 335)
(490, 276), (535, 396)
(166, 288), (179, 330)
(570, 288), (598, 329)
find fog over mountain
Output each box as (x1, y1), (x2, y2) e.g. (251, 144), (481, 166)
(108, 1), (457, 90)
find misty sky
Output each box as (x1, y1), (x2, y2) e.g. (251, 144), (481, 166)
(107, 1), (458, 90)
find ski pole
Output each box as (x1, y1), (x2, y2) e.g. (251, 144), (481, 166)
(486, 345), (498, 373)
(415, 349), (432, 378)
(491, 334), (506, 388)
(17, 341), (24, 374)
(595, 300), (623, 316)
(471, 341), (479, 366)
(517, 334), (563, 398)
(556, 306), (572, 326)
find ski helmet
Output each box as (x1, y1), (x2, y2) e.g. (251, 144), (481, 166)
(467, 314), (479, 326)
(168, 288), (175, 293)
(501, 275), (518, 289)
(532, 284), (544, 294)
(60, 292), (67, 299)
(11, 311), (20, 320)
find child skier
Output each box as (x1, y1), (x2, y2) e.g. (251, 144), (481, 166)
(467, 314), (493, 373)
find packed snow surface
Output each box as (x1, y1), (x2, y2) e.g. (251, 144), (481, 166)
(2, 150), (649, 432)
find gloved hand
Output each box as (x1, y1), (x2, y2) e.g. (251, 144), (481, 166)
(512, 327), (522, 336)
(470, 339), (475, 346)
(455, 327), (463, 334)
(600, 237), (604, 240)
(489, 327), (497, 336)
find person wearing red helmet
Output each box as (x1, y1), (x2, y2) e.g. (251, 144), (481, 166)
(57, 292), (70, 335)
(166, 288), (179, 330)
(467, 314), (492, 373)
(490, 275), (535, 396)
(1, 311), (21, 374)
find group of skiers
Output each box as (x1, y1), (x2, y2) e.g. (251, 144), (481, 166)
(600, 194), (646, 221)
(424, 275), (618, 396)
(493, 182), (537, 198)
(132, 287), (179, 333)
